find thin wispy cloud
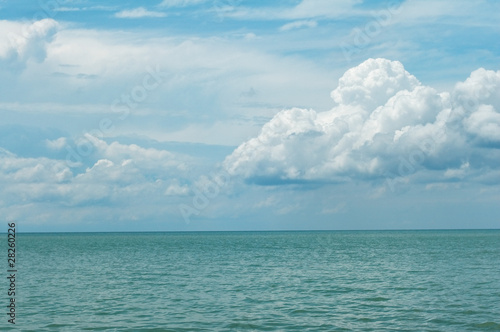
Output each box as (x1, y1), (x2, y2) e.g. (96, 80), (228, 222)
(223, 0), (362, 20)
(55, 6), (118, 12)
(115, 7), (167, 19)
(279, 20), (317, 31)
(159, 0), (209, 8)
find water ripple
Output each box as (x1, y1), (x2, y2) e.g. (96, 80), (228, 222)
(13, 230), (500, 331)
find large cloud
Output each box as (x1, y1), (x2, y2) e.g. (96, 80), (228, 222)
(224, 58), (500, 185)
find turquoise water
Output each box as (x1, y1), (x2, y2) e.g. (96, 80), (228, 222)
(5, 230), (500, 331)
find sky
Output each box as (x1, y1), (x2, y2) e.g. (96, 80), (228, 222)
(0, 0), (499, 232)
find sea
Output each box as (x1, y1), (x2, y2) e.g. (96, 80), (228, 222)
(4, 230), (500, 331)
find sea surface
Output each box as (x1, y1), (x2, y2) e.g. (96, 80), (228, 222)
(4, 230), (500, 331)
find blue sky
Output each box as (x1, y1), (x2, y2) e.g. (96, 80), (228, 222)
(0, 0), (499, 232)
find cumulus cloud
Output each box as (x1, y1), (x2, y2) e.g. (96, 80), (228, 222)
(0, 136), (193, 208)
(85, 135), (187, 172)
(224, 58), (500, 185)
(0, 19), (59, 69)
(115, 7), (166, 18)
(0, 154), (72, 184)
(463, 105), (500, 143)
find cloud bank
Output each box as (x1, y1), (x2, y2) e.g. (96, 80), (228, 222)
(224, 58), (500, 186)
(0, 136), (191, 216)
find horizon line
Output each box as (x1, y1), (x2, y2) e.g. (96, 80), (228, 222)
(4, 228), (500, 234)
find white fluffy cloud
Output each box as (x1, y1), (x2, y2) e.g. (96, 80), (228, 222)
(224, 58), (500, 184)
(0, 136), (194, 211)
(86, 135), (185, 171)
(0, 154), (71, 184)
(0, 19), (58, 69)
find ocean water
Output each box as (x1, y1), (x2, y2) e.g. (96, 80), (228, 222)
(5, 230), (500, 331)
